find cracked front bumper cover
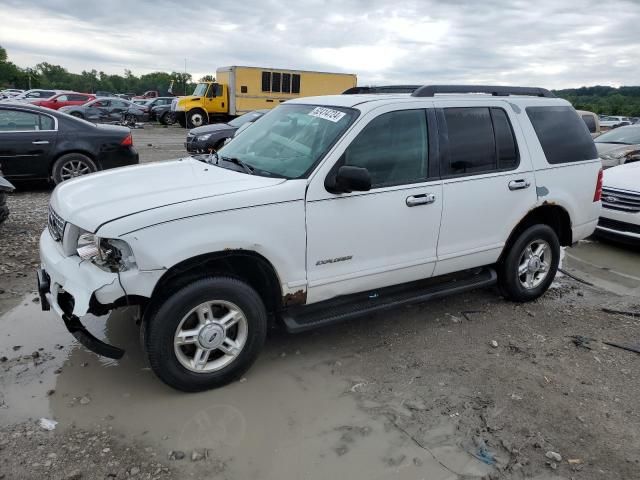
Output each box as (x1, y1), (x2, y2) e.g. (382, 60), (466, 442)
(63, 314), (125, 359)
(38, 266), (125, 359)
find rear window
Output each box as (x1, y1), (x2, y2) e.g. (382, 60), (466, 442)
(526, 106), (597, 164)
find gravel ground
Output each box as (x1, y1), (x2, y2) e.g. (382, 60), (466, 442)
(1, 125), (639, 479)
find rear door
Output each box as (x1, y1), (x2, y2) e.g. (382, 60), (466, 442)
(68, 94), (92, 107)
(0, 108), (56, 179)
(85, 100), (111, 122)
(109, 100), (131, 121)
(432, 101), (537, 276)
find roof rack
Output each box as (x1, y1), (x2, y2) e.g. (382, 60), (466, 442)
(342, 85), (420, 95)
(411, 85), (555, 98)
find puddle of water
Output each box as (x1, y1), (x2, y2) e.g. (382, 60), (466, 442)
(0, 299), (491, 479)
(564, 239), (640, 296)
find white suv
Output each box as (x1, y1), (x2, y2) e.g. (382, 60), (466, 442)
(37, 85), (603, 391)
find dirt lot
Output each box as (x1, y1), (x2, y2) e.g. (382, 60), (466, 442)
(1, 125), (639, 480)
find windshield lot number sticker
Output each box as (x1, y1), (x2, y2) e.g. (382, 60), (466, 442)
(309, 107), (346, 123)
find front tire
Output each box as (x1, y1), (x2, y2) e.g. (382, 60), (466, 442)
(144, 277), (267, 392)
(498, 224), (560, 302)
(51, 153), (97, 184)
(70, 112), (83, 119)
(187, 109), (208, 128)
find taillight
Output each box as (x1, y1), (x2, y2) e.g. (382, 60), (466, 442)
(121, 133), (133, 147)
(593, 168), (603, 202)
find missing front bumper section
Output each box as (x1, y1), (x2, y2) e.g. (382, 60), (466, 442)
(62, 314), (125, 360)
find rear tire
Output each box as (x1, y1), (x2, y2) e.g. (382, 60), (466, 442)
(498, 224), (560, 302)
(51, 153), (97, 184)
(144, 277), (267, 392)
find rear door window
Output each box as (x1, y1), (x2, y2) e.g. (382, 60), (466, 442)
(442, 107), (497, 175)
(526, 106), (597, 164)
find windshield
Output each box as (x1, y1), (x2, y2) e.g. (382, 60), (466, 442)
(595, 126), (640, 145)
(228, 111), (264, 128)
(218, 104), (358, 178)
(192, 83), (208, 97)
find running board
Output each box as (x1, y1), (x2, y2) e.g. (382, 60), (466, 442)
(282, 268), (497, 333)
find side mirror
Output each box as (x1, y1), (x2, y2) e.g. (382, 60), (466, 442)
(326, 166), (371, 194)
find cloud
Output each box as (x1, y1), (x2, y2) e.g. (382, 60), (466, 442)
(0, 0), (639, 88)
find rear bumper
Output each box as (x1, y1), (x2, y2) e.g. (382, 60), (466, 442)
(572, 219), (598, 243)
(98, 147), (139, 170)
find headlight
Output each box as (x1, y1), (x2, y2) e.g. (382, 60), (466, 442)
(196, 134), (212, 141)
(76, 233), (136, 272)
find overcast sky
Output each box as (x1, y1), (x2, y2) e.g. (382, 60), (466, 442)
(1, 0), (638, 89)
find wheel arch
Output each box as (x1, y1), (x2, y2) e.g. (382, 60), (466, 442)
(151, 250), (284, 315)
(499, 204), (572, 264)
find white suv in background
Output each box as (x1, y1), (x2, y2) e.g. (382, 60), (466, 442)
(597, 162), (640, 241)
(37, 85), (603, 391)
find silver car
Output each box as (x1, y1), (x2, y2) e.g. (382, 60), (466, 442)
(595, 125), (640, 168)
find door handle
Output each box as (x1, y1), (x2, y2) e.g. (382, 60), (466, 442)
(32, 140), (49, 145)
(406, 193), (436, 207)
(508, 179), (530, 191)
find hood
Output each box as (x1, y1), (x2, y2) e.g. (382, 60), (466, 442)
(50, 158), (285, 233)
(190, 123), (233, 136)
(603, 161), (640, 193)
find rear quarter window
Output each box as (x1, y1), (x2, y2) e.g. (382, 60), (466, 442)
(526, 106), (597, 164)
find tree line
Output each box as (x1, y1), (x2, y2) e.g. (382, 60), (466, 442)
(0, 45), (199, 95)
(2, 45), (640, 115)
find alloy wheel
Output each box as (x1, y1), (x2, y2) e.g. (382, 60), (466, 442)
(517, 239), (552, 289)
(173, 300), (248, 373)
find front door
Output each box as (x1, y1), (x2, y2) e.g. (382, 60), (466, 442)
(305, 106), (442, 303)
(0, 108), (56, 179)
(432, 102), (537, 276)
(205, 84), (225, 114)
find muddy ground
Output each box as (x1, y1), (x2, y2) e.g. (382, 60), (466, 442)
(1, 125), (639, 480)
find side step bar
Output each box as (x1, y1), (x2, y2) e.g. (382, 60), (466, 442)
(282, 268), (497, 333)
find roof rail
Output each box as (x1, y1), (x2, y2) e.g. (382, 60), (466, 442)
(343, 85), (421, 95)
(411, 85), (555, 98)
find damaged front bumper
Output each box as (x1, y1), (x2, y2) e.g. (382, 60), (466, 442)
(38, 229), (164, 359)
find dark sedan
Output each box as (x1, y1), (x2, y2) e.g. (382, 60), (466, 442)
(152, 104), (174, 125)
(185, 110), (268, 153)
(59, 98), (150, 123)
(0, 102), (138, 184)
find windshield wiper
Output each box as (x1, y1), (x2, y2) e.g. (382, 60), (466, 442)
(598, 141), (632, 145)
(221, 156), (254, 175)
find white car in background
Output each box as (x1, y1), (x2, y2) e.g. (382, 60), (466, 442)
(599, 115), (631, 130)
(596, 162), (640, 242)
(10, 89), (72, 103)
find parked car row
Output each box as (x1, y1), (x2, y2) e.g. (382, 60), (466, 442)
(0, 102), (139, 185)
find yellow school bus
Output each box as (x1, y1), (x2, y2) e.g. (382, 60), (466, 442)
(172, 66), (357, 128)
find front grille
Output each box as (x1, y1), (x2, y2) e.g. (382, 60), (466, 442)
(598, 217), (640, 234)
(601, 187), (640, 213)
(48, 206), (65, 242)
